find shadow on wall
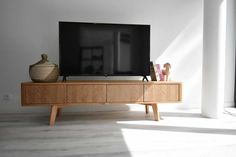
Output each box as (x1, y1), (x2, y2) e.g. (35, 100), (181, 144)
(156, 14), (203, 109)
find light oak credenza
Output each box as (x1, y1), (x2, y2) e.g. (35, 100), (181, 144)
(21, 80), (182, 126)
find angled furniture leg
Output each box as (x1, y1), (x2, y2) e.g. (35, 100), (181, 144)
(151, 103), (160, 121)
(145, 104), (149, 114)
(50, 105), (58, 126)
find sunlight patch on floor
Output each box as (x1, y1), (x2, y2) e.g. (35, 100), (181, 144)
(120, 127), (236, 157)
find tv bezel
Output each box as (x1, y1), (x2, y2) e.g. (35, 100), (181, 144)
(59, 21), (150, 78)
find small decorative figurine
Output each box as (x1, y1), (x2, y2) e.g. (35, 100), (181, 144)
(162, 63), (171, 81)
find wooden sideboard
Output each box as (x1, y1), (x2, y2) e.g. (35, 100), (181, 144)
(21, 80), (182, 125)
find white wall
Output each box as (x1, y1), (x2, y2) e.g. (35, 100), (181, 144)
(224, 0), (236, 107)
(0, 0), (232, 113)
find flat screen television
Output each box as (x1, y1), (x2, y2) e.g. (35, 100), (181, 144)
(59, 22), (150, 80)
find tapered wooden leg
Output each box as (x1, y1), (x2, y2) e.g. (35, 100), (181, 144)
(50, 105), (58, 126)
(145, 105), (149, 114)
(151, 103), (160, 121)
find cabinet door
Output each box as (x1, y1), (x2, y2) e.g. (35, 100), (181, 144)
(22, 84), (66, 105)
(67, 84), (106, 103)
(107, 84), (143, 103)
(144, 84), (182, 102)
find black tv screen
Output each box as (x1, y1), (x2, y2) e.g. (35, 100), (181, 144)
(59, 22), (150, 77)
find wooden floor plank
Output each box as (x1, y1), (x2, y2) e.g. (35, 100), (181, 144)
(1, 110), (236, 157)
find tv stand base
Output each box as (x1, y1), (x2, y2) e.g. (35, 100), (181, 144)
(142, 76), (148, 82)
(49, 103), (160, 126)
(62, 76), (67, 82)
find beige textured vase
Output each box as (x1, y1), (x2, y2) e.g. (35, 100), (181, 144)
(29, 54), (59, 83)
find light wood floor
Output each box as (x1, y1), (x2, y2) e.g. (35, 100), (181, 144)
(1, 108), (236, 157)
